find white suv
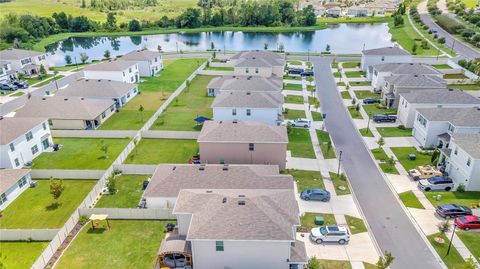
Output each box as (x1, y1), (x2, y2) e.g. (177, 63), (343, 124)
(290, 118), (311, 128)
(310, 225), (350, 244)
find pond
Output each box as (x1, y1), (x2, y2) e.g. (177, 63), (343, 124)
(45, 23), (393, 66)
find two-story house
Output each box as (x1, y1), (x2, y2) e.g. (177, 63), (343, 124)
(83, 60), (139, 83)
(0, 169), (32, 210)
(360, 46), (412, 72)
(0, 117), (52, 169)
(397, 89), (480, 128)
(382, 74), (446, 108)
(197, 120), (288, 169)
(230, 51), (285, 77)
(369, 63), (442, 90)
(412, 107), (480, 148)
(206, 75), (282, 97)
(0, 61), (15, 83)
(211, 91), (284, 125)
(121, 49), (163, 77)
(438, 134), (480, 191)
(0, 48), (49, 76)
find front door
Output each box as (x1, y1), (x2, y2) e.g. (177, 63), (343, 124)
(42, 138), (49, 150)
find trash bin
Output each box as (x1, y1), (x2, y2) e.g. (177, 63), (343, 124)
(408, 154), (416, 160)
(436, 194), (442, 201)
(315, 216), (325, 225)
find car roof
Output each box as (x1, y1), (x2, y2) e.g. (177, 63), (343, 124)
(326, 226), (347, 232)
(439, 204), (460, 209)
(460, 215), (479, 221)
(295, 118), (310, 121)
(429, 176), (447, 182)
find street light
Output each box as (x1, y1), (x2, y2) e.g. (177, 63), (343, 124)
(366, 113), (372, 135)
(337, 150), (343, 175)
(53, 71), (59, 92)
(446, 222), (457, 257)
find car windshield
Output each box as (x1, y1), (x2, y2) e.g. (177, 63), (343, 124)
(319, 226), (327, 235)
(427, 177), (441, 184)
(459, 216), (467, 222)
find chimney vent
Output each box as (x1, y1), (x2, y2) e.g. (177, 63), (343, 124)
(238, 200), (246, 206)
(199, 164), (205, 171)
(222, 197), (227, 203)
(223, 164), (229, 171)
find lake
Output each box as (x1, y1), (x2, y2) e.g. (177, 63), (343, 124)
(45, 23), (393, 66)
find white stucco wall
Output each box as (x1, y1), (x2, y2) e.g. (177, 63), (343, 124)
(84, 64), (139, 83)
(176, 213), (192, 236)
(446, 145), (480, 191)
(361, 54), (412, 72)
(213, 107), (280, 125)
(145, 196), (177, 209)
(0, 173), (32, 210)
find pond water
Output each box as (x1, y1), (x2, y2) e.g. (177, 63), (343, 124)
(45, 23), (393, 66)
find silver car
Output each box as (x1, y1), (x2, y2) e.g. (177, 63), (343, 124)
(290, 118), (311, 128)
(418, 176), (454, 192)
(310, 225), (350, 244)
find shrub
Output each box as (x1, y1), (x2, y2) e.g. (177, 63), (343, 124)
(398, 125), (406, 130)
(457, 184), (466, 192)
(79, 215), (89, 225)
(435, 14), (465, 34)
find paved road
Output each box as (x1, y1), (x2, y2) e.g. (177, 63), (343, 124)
(311, 57), (444, 269)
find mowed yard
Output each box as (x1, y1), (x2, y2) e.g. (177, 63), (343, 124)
(0, 241), (49, 269)
(125, 138), (198, 164)
(95, 174), (149, 208)
(150, 75), (215, 131)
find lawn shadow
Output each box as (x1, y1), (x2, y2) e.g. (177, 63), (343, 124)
(86, 227), (108, 234)
(46, 202), (62, 211)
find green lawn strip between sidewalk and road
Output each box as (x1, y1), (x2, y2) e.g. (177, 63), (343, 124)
(329, 172), (351, 195)
(427, 233), (467, 269)
(371, 147), (390, 161)
(348, 106), (363, 119)
(359, 127), (374, 137)
(316, 130), (336, 159)
(286, 169), (325, 193)
(345, 215), (367, 234)
(288, 128), (316, 159)
(379, 163), (400, 175)
(341, 91), (352, 99)
(399, 190), (425, 209)
(312, 111), (324, 121)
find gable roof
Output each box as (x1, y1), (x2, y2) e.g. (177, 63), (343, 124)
(400, 89), (480, 104)
(231, 51), (285, 68)
(362, 46), (411, 56)
(0, 169), (30, 194)
(0, 48), (43, 60)
(384, 74), (446, 88)
(372, 63), (441, 75)
(212, 91), (283, 108)
(84, 60), (136, 71)
(15, 96), (114, 120)
(451, 133), (480, 159)
(198, 120), (288, 143)
(207, 76), (283, 92)
(0, 117), (47, 145)
(173, 188), (299, 241)
(121, 50), (162, 61)
(417, 107), (480, 127)
(144, 164), (294, 197)
(56, 79), (137, 99)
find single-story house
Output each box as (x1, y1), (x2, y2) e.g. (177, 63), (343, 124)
(0, 169), (32, 210)
(361, 46), (412, 72)
(206, 75), (282, 97)
(347, 7), (370, 17)
(0, 48), (49, 76)
(230, 51), (285, 77)
(83, 60), (139, 83)
(121, 49), (163, 77)
(326, 6), (342, 16)
(369, 63), (442, 90)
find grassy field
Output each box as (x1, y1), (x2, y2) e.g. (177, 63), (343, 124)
(285, 95), (305, 104)
(362, 104), (397, 116)
(287, 169), (324, 193)
(457, 231), (480, 260)
(204, 66), (234, 71)
(391, 147), (432, 171)
(125, 138), (198, 164)
(427, 233), (467, 269)
(9, 91), (25, 97)
(317, 130), (336, 159)
(349, 81), (371, 87)
(284, 83), (303, 91)
(376, 127), (413, 137)
(463, 0), (478, 8)
(359, 127), (374, 137)
(348, 106), (363, 119)
(288, 128), (316, 159)
(95, 175), (149, 208)
(329, 172), (351, 195)
(345, 215), (367, 234)
(399, 191), (425, 209)
(354, 90), (380, 99)
(388, 16), (436, 56)
(26, 74), (54, 85)
(0, 241), (49, 269)
(55, 220), (169, 269)
(284, 109), (306, 120)
(345, 71), (365, 78)
(379, 163), (399, 174)
(371, 147), (389, 161)
(32, 138), (130, 169)
(341, 91), (352, 99)
(341, 61), (360, 68)
(432, 64), (452, 69)
(317, 16), (390, 24)
(150, 75), (214, 131)
(447, 84), (480, 91)
(99, 109), (156, 130)
(301, 212), (336, 229)
(312, 111), (324, 121)
(0, 179), (96, 229)
(425, 191), (480, 208)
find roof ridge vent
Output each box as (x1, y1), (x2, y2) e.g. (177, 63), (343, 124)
(222, 197), (227, 203)
(223, 164), (229, 171)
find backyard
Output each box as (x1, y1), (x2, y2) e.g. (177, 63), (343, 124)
(391, 147), (432, 171)
(0, 241), (49, 269)
(376, 127), (413, 137)
(0, 179), (97, 228)
(316, 130), (336, 159)
(287, 169), (324, 193)
(125, 138), (198, 164)
(425, 191), (480, 208)
(288, 128), (316, 159)
(32, 138), (130, 169)
(95, 174), (150, 208)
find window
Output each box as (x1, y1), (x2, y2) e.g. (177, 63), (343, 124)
(245, 68), (249, 74)
(127, 93), (130, 98)
(467, 158), (471, 167)
(9, 143), (15, 152)
(255, 68), (259, 74)
(42, 122), (47, 130)
(129, 67), (132, 73)
(102, 112), (106, 119)
(447, 124), (455, 133)
(25, 131), (33, 141)
(131, 77), (134, 82)
(249, 143), (254, 151)
(246, 109), (251, 116)
(215, 241), (224, 251)
(454, 147), (458, 155)
(123, 72), (125, 77)
(18, 176), (27, 188)
(31, 145), (38, 155)
(232, 108), (237, 116)
(48, 119), (53, 126)
(14, 158), (20, 167)
(381, 56), (385, 61)
(0, 194), (7, 205)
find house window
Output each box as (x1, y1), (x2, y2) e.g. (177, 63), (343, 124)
(467, 158), (471, 167)
(131, 77), (134, 82)
(129, 68), (132, 73)
(42, 122), (47, 130)
(454, 147), (458, 155)
(246, 68), (249, 74)
(9, 143), (15, 152)
(48, 119), (53, 126)
(249, 143), (254, 151)
(25, 131), (33, 141)
(381, 56), (385, 61)
(447, 124), (455, 133)
(18, 176), (27, 188)
(215, 241), (224, 251)
(255, 68), (259, 74)
(232, 108), (237, 116)
(246, 109), (251, 116)
(134, 88), (137, 93)
(102, 112), (106, 119)
(110, 106), (115, 112)
(127, 93), (131, 98)
(31, 145), (38, 155)
(123, 72), (125, 77)
(0, 194), (7, 205)
(14, 158), (20, 167)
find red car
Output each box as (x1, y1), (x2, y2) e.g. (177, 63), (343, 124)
(455, 215), (480, 230)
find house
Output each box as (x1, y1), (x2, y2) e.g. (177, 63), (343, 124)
(412, 107), (480, 148)
(369, 63), (442, 90)
(56, 79), (138, 108)
(14, 96), (116, 130)
(438, 134), (480, 191)
(382, 74), (446, 108)
(326, 6), (342, 16)
(0, 61), (15, 83)
(347, 7), (370, 17)
(0, 48), (49, 76)
(211, 91), (284, 125)
(397, 89), (480, 128)
(0, 169), (32, 210)
(197, 120), (288, 169)
(83, 60), (139, 83)
(230, 51), (285, 77)
(360, 46), (412, 72)
(206, 75), (282, 97)
(300, 2), (326, 16)
(121, 49), (163, 77)
(0, 117), (52, 169)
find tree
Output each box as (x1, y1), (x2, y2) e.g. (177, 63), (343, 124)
(49, 177), (65, 201)
(377, 137), (385, 148)
(176, 8), (202, 28)
(210, 41), (215, 50)
(64, 55), (72, 65)
(103, 50), (111, 59)
(157, 45), (162, 52)
(79, 52), (89, 64)
(437, 220), (451, 235)
(99, 140), (109, 159)
(303, 5), (317, 26)
(264, 43), (269, 50)
(376, 251), (395, 269)
(39, 64), (47, 78)
(81, 0), (86, 8)
(394, 15), (404, 27)
(128, 19), (142, 32)
(412, 43), (418, 54)
(278, 42), (285, 52)
(106, 175), (117, 194)
(138, 105), (145, 122)
(325, 44), (331, 52)
(106, 12), (117, 31)
(438, 37), (446, 44)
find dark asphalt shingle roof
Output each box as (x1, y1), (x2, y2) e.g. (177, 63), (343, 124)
(362, 46), (411, 56)
(198, 120), (288, 143)
(400, 89), (480, 104)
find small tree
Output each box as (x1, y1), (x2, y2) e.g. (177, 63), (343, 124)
(49, 177), (65, 202)
(438, 37), (446, 44)
(307, 257), (320, 269)
(106, 175), (117, 194)
(65, 55), (72, 65)
(351, 98), (357, 105)
(80, 53), (89, 64)
(210, 41), (215, 50)
(264, 43), (268, 50)
(394, 14), (404, 26)
(213, 51), (216, 59)
(377, 137), (385, 148)
(355, 104), (360, 112)
(437, 220), (451, 235)
(376, 251), (395, 269)
(326, 44), (331, 52)
(39, 64), (47, 79)
(157, 45), (162, 52)
(103, 50), (111, 59)
(464, 256), (478, 269)
(138, 105), (144, 122)
(412, 43), (418, 54)
(326, 140), (332, 153)
(278, 42), (285, 52)
(99, 140), (109, 159)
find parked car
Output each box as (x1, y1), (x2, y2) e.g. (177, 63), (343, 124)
(409, 165), (443, 181)
(0, 83), (18, 91)
(436, 204), (472, 218)
(418, 176), (454, 191)
(301, 71), (314, 76)
(310, 226), (350, 244)
(13, 80), (28, 89)
(363, 98), (381, 104)
(290, 118), (311, 128)
(288, 68), (304, 75)
(455, 215), (480, 230)
(300, 189), (330, 202)
(373, 114), (396, 123)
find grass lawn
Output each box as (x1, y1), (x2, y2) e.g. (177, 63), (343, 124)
(95, 174), (149, 208)
(341, 91), (352, 99)
(9, 91), (25, 97)
(427, 233), (467, 269)
(329, 173), (351, 195)
(349, 81), (371, 87)
(312, 111), (324, 121)
(444, 73), (468, 79)
(287, 169), (324, 192)
(33, 75), (65, 87)
(316, 259), (352, 269)
(332, 62), (339, 69)
(288, 60), (303, 65)
(371, 147), (389, 161)
(376, 127), (412, 137)
(345, 71), (365, 78)
(50, 62), (92, 71)
(341, 61), (360, 68)
(307, 85), (316, 92)
(391, 147), (432, 171)
(379, 163), (400, 175)
(284, 109), (306, 120)
(457, 231), (480, 260)
(300, 212), (336, 229)
(425, 191), (480, 208)
(388, 16), (436, 56)
(203, 66), (234, 71)
(26, 74), (54, 85)
(285, 95), (304, 104)
(32, 138), (129, 169)
(284, 75), (302, 81)
(55, 220), (169, 269)
(345, 215), (367, 234)
(333, 71), (342, 78)
(0, 241), (49, 269)
(399, 191), (425, 209)
(447, 84), (480, 91)
(359, 127), (374, 137)
(363, 262), (379, 269)
(284, 83), (303, 91)
(317, 130), (336, 159)
(354, 90), (380, 99)
(348, 106), (363, 119)
(433, 64), (453, 69)
(125, 138), (198, 164)
(98, 109), (155, 130)
(463, 0), (478, 7)
(150, 75), (214, 131)
(336, 82), (345, 86)
(288, 128), (316, 159)
(0, 179), (97, 229)
(362, 104), (397, 116)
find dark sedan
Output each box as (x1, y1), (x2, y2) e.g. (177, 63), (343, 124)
(13, 80), (29, 89)
(373, 114), (396, 123)
(363, 98), (381, 104)
(436, 204), (472, 218)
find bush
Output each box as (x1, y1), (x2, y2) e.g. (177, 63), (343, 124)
(398, 125), (406, 130)
(435, 14), (465, 34)
(457, 184), (466, 192)
(79, 215), (89, 225)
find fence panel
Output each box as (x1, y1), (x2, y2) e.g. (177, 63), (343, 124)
(141, 130), (200, 139)
(78, 208), (175, 220)
(31, 169), (105, 179)
(0, 229), (59, 241)
(51, 130), (137, 138)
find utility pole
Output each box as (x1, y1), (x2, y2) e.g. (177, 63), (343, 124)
(366, 113), (371, 135)
(451, 39), (456, 54)
(337, 150), (343, 175)
(446, 223), (457, 256)
(308, 49), (310, 62)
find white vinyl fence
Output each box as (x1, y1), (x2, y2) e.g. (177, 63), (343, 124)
(31, 170), (105, 179)
(51, 130), (137, 138)
(113, 164), (158, 175)
(79, 208), (175, 220)
(0, 229), (59, 241)
(141, 130), (200, 139)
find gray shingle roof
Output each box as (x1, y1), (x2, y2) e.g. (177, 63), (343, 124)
(400, 89), (480, 104)
(144, 164), (293, 197)
(417, 107), (480, 127)
(207, 75), (282, 92)
(232, 51), (285, 68)
(84, 60), (136, 71)
(385, 74), (446, 88)
(198, 120), (288, 143)
(362, 46), (411, 56)
(451, 133), (480, 159)
(0, 117), (47, 145)
(56, 79), (137, 99)
(121, 50), (162, 61)
(0, 48), (43, 60)
(15, 96), (114, 120)
(290, 240), (308, 263)
(173, 188), (299, 241)
(212, 91), (283, 108)
(0, 169), (30, 194)
(372, 63), (441, 75)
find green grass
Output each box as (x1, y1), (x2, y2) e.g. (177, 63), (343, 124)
(50, 62), (92, 71)
(354, 90), (380, 99)
(307, 85), (316, 92)
(0, 241), (49, 269)
(363, 262), (379, 269)
(376, 127), (412, 137)
(316, 259), (352, 269)
(317, 16), (390, 24)
(285, 95), (304, 104)
(284, 83), (303, 91)
(463, 0), (478, 8)
(32, 138), (129, 169)
(341, 91), (352, 99)
(345, 215), (367, 234)
(399, 191), (425, 209)
(341, 61), (360, 68)
(362, 104), (397, 116)
(99, 109), (155, 130)
(379, 163), (400, 174)
(348, 106), (363, 119)
(284, 109), (306, 120)
(444, 73), (468, 79)
(410, 15), (456, 57)
(300, 212), (336, 229)
(329, 172), (351, 195)
(288, 60), (303, 65)
(288, 128), (316, 159)
(311, 111), (324, 121)
(427, 233), (467, 269)
(336, 82), (345, 86)
(425, 191), (480, 208)
(457, 231), (480, 260)
(447, 84), (480, 91)
(284, 75), (302, 81)
(0, 179), (97, 228)
(150, 75), (214, 131)
(359, 127), (374, 137)
(349, 81), (371, 87)
(345, 71), (365, 78)
(125, 138), (198, 164)
(26, 74), (54, 85)
(388, 16), (436, 56)
(316, 130), (336, 159)
(9, 91), (25, 97)
(332, 62), (339, 69)
(433, 64), (453, 69)
(333, 71), (342, 78)
(95, 174), (149, 208)
(371, 147), (389, 161)
(287, 169), (324, 193)
(33, 75), (65, 87)
(204, 66), (234, 71)
(391, 147), (432, 171)
(56, 220), (170, 269)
